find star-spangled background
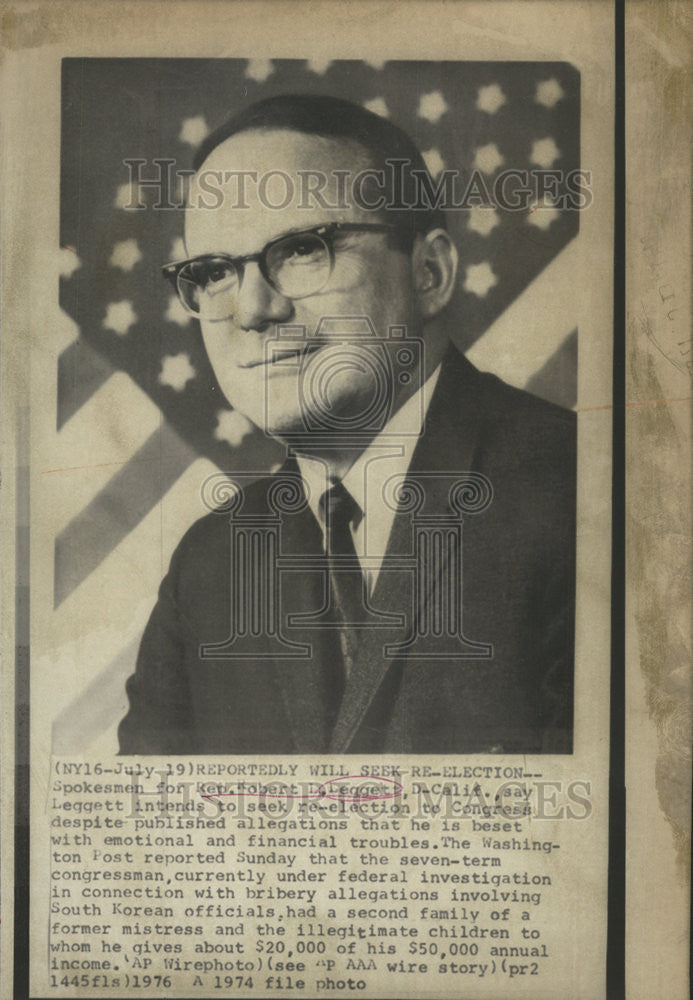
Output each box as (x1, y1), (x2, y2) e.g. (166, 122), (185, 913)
(52, 58), (580, 752)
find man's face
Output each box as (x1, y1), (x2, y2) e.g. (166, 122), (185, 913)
(184, 129), (419, 440)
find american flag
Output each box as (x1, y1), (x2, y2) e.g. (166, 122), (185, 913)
(52, 58), (580, 753)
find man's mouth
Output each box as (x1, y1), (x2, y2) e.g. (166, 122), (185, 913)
(238, 341), (325, 369)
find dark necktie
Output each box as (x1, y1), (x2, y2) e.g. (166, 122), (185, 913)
(319, 481), (364, 679)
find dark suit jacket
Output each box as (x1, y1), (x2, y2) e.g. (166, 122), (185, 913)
(118, 345), (575, 755)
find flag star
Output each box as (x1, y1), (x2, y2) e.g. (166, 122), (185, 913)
(165, 293), (192, 327)
(158, 353), (196, 391)
(527, 199), (561, 230)
(170, 236), (187, 261)
(473, 143), (504, 175)
(476, 83), (506, 114)
(363, 97), (389, 118)
(179, 115), (210, 147)
(463, 262), (497, 297)
(535, 78), (565, 109)
(418, 91), (449, 123)
(422, 148), (445, 177)
(214, 409), (254, 447)
(245, 59), (273, 82)
(467, 205), (500, 237)
(306, 57), (332, 75)
(114, 180), (143, 211)
(103, 300), (137, 336)
(58, 246), (81, 277)
(530, 137), (561, 168)
(109, 238), (142, 272)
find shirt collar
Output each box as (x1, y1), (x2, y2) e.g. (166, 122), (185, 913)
(296, 363), (442, 524)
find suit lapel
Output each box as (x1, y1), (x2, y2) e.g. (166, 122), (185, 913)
(327, 510), (411, 752)
(266, 459), (338, 752)
(329, 346), (486, 752)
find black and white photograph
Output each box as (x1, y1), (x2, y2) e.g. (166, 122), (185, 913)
(57, 59), (580, 757)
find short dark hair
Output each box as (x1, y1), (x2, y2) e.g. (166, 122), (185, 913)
(193, 93), (446, 245)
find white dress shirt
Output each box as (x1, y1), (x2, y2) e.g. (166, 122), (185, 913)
(297, 364), (441, 594)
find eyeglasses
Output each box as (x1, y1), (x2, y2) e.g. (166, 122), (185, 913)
(162, 222), (400, 321)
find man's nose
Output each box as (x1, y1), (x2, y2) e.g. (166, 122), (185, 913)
(234, 261), (293, 331)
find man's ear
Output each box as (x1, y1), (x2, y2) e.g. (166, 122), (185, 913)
(412, 228), (459, 319)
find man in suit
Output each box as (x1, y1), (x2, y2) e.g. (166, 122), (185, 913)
(118, 94), (575, 755)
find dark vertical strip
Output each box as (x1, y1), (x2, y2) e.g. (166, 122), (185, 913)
(14, 408), (30, 1000)
(607, 3), (626, 998)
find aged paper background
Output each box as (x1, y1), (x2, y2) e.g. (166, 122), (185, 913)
(624, 2), (691, 999)
(0, 0), (687, 998)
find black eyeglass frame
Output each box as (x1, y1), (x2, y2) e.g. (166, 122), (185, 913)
(161, 222), (403, 315)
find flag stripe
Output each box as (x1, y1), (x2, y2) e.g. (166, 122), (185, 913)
(54, 423), (197, 606)
(51, 637), (139, 753)
(465, 239), (579, 389)
(525, 329), (577, 409)
(57, 339), (115, 430)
